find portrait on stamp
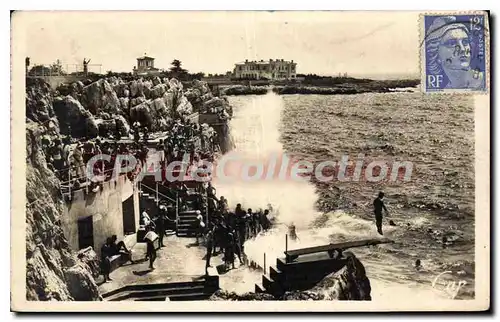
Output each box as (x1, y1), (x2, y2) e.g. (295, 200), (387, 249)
(423, 14), (487, 92)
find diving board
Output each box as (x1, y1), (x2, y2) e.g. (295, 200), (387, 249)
(284, 238), (394, 263)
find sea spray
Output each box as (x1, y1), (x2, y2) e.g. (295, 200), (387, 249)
(215, 92), (334, 279)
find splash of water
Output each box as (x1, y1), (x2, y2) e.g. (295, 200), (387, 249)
(215, 91), (319, 230)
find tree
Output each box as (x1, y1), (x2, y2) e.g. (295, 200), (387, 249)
(28, 59), (66, 76)
(50, 59), (66, 75)
(169, 59), (188, 79)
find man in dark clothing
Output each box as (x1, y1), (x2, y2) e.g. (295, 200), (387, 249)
(205, 228), (214, 275)
(146, 239), (157, 270)
(156, 207), (166, 248)
(253, 210), (261, 235)
(261, 209), (271, 231)
(373, 192), (389, 235)
(232, 229), (244, 266)
(100, 237), (113, 282)
(247, 208), (254, 238)
(109, 235), (134, 264)
(225, 230), (236, 269)
(207, 182), (216, 200)
(236, 211), (247, 247)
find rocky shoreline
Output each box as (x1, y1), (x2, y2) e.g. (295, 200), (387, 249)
(221, 79), (420, 96)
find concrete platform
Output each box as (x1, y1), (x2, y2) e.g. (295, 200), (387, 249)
(98, 233), (265, 297)
(98, 235), (209, 295)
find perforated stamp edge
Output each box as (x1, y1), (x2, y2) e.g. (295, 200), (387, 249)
(418, 11), (490, 95)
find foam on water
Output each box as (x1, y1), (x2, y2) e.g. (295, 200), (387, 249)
(218, 92), (454, 301)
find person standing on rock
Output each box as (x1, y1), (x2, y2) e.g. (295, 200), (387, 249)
(83, 58), (90, 76)
(373, 192), (389, 235)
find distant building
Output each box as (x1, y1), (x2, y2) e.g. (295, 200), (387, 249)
(133, 55), (160, 76)
(233, 59), (297, 80)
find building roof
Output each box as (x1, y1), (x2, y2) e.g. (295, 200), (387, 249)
(137, 56), (155, 60)
(235, 59), (295, 65)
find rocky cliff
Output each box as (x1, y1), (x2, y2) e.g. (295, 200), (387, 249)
(25, 121), (101, 301)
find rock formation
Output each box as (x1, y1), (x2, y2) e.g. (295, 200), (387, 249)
(24, 75), (234, 301)
(25, 122), (101, 301)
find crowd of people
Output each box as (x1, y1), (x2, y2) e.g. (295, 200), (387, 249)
(40, 115), (220, 198)
(193, 184), (273, 274)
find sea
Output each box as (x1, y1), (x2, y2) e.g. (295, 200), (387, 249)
(214, 90), (476, 301)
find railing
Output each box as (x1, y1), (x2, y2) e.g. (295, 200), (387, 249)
(139, 182), (179, 224)
(27, 63), (103, 77)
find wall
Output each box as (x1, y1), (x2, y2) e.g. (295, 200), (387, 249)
(61, 174), (139, 253)
(27, 75), (86, 89)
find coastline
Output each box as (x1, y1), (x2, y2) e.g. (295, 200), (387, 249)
(221, 79), (420, 96)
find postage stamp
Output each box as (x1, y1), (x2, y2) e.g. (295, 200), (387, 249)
(420, 12), (489, 93)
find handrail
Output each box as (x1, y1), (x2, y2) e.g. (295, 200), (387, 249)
(264, 253), (266, 275)
(139, 183), (176, 203)
(58, 166), (128, 186)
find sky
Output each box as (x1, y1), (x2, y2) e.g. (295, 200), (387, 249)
(17, 11), (421, 78)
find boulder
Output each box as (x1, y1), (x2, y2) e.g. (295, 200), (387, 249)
(64, 263), (102, 301)
(176, 96), (193, 117)
(152, 76), (162, 86)
(162, 90), (176, 111)
(53, 95), (97, 138)
(113, 115), (130, 137)
(150, 84), (168, 99)
(129, 79), (142, 97)
(200, 92), (214, 102)
(168, 78), (183, 91)
(130, 96), (146, 107)
(26, 78), (55, 123)
(113, 82), (130, 98)
(129, 102), (153, 128)
(192, 79), (210, 95)
(150, 97), (171, 118)
(119, 97), (130, 110)
(203, 97), (225, 110)
(81, 79), (121, 115)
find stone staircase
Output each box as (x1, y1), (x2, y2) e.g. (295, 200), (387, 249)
(176, 211), (199, 237)
(102, 272), (219, 301)
(255, 255), (348, 297)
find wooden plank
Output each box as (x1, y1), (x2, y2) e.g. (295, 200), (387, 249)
(285, 238), (393, 257)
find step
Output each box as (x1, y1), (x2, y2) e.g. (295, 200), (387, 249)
(102, 280), (205, 299)
(177, 223), (196, 227)
(255, 283), (265, 293)
(177, 228), (196, 233)
(276, 257), (288, 271)
(107, 285), (206, 301)
(178, 219), (198, 224)
(269, 265), (283, 282)
(134, 295), (168, 301)
(179, 215), (199, 219)
(262, 274), (283, 295)
(168, 292), (212, 301)
(176, 233), (195, 237)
